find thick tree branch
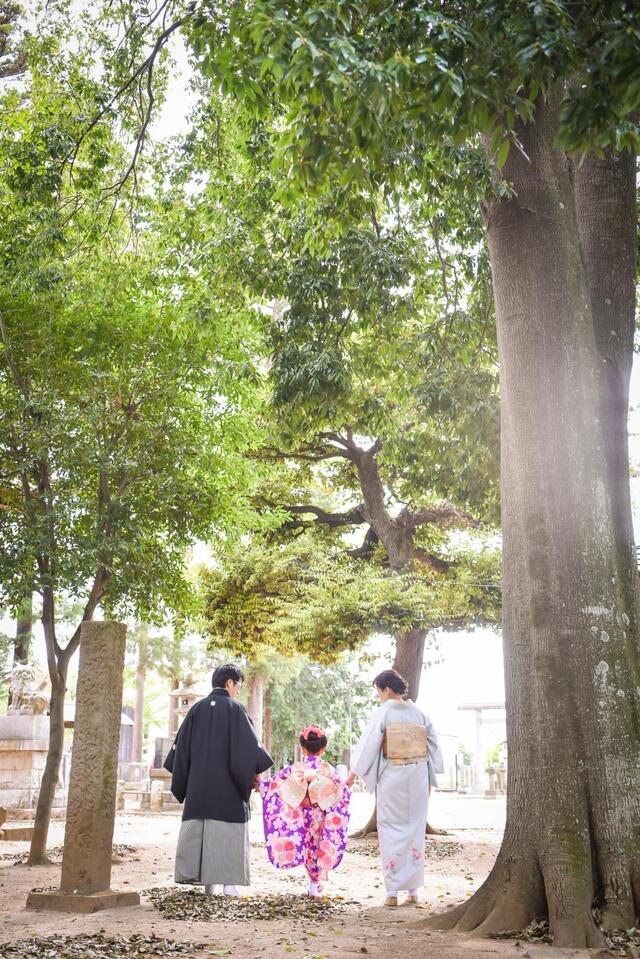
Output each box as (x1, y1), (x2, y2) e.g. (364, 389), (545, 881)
(413, 548), (453, 573)
(252, 444), (352, 463)
(409, 503), (482, 530)
(347, 526), (380, 559)
(279, 503), (366, 528)
(59, 567), (111, 667)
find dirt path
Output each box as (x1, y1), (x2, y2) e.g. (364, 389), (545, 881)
(0, 796), (591, 959)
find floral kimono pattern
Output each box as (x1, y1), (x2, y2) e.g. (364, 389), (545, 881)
(258, 755), (351, 882)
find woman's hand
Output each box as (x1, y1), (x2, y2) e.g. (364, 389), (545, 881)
(345, 771), (357, 787)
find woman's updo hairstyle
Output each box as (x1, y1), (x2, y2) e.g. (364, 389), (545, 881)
(299, 724), (328, 754)
(373, 668), (409, 696)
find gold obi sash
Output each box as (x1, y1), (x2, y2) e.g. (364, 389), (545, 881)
(382, 723), (428, 765)
(276, 760), (342, 811)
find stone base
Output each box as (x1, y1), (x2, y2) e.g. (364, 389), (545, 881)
(0, 824), (33, 840)
(26, 889), (140, 913)
(6, 806), (66, 821)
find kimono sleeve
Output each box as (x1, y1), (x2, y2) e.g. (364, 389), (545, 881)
(424, 712), (445, 784)
(165, 709), (193, 804)
(350, 705), (386, 793)
(229, 703), (274, 802)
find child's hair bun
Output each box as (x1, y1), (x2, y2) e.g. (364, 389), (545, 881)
(300, 724), (328, 754)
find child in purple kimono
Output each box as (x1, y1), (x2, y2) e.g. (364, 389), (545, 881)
(258, 725), (351, 897)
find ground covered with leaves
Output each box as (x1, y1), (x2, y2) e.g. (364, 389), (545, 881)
(0, 844), (137, 865)
(143, 887), (358, 923)
(0, 804), (511, 959)
(347, 838), (463, 861)
(490, 915), (640, 955)
(0, 934), (206, 959)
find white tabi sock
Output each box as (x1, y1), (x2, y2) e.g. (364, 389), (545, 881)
(223, 885), (239, 896)
(308, 881), (319, 896)
(408, 888), (418, 896)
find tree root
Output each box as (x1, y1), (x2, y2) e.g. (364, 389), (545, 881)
(351, 821), (446, 839)
(426, 822), (449, 836)
(426, 883), (607, 950)
(26, 854), (53, 867)
(349, 823), (377, 839)
(424, 853), (543, 939)
(631, 870), (640, 922)
(425, 892), (537, 937)
(551, 917), (605, 950)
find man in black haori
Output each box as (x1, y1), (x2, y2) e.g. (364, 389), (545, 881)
(165, 663), (273, 895)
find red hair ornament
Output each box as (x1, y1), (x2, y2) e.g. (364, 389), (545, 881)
(301, 724), (325, 740)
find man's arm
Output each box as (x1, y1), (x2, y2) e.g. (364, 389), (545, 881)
(165, 710), (193, 804)
(229, 703), (274, 801)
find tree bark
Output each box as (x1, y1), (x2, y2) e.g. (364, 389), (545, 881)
(392, 627), (427, 700)
(263, 683), (273, 755)
(428, 93), (640, 947)
(572, 146), (638, 629)
(246, 672), (265, 740)
(28, 672), (65, 865)
(133, 639), (147, 764)
(13, 592), (32, 665)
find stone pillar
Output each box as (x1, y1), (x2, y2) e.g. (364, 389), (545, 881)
(27, 622), (139, 913)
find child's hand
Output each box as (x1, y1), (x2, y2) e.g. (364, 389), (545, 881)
(345, 772), (357, 787)
(253, 775), (262, 791)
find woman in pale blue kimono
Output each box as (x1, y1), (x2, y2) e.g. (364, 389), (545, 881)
(348, 668), (444, 907)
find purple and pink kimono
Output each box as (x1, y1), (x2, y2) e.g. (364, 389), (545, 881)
(258, 755), (351, 882)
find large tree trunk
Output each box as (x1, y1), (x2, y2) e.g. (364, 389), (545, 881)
(429, 94), (640, 947)
(572, 146), (638, 624)
(246, 672), (265, 740)
(28, 673), (65, 865)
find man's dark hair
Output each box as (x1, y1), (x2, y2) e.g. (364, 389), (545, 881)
(373, 668), (409, 696)
(211, 663), (245, 689)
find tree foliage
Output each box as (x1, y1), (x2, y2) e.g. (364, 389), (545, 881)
(203, 528), (500, 660)
(192, 0), (640, 191)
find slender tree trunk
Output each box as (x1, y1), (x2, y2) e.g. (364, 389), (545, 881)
(429, 93), (640, 947)
(13, 592), (32, 665)
(167, 623), (185, 736)
(353, 628), (441, 838)
(263, 684), (273, 755)
(168, 671), (181, 737)
(246, 672), (265, 740)
(28, 573), (107, 864)
(28, 672), (65, 864)
(133, 642), (146, 764)
(392, 628), (427, 700)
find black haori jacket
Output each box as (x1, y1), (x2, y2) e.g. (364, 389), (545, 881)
(164, 688), (273, 823)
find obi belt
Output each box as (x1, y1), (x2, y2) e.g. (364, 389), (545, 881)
(382, 722), (428, 765)
(276, 760), (342, 811)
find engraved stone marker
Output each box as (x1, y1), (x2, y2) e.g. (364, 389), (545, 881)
(27, 621), (139, 912)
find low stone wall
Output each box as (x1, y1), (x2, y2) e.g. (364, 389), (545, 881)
(0, 714), (67, 819)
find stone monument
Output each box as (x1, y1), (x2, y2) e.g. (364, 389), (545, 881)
(27, 621), (139, 912)
(0, 665), (66, 822)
